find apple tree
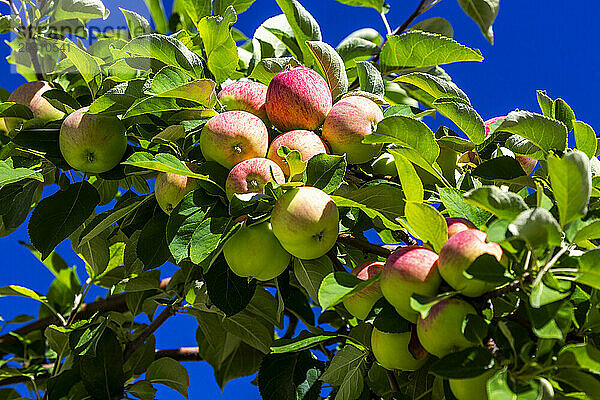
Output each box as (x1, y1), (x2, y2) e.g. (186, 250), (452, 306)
(0, 0), (599, 399)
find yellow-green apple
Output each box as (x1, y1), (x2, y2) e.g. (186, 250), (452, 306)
(371, 152), (398, 177)
(438, 229), (504, 297)
(223, 220), (291, 281)
(271, 186), (339, 259)
(449, 369), (496, 400)
(155, 165), (200, 214)
(217, 80), (269, 124)
(380, 246), (441, 322)
(342, 261), (384, 320)
(371, 327), (428, 371)
(6, 81), (65, 131)
(265, 66), (332, 131)
(225, 157), (285, 200)
(200, 111), (269, 169)
(267, 130), (328, 176)
(446, 217), (476, 238)
(416, 298), (477, 357)
(322, 96), (384, 164)
(485, 116), (537, 175)
(59, 107), (127, 174)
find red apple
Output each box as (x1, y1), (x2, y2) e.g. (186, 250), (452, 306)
(380, 246), (441, 322)
(446, 217), (476, 238)
(322, 96), (384, 164)
(371, 327), (428, 371)
(225, 157), (286, 200)
(199, 111), (269, 169)
(155, 164), (200, 214)
(217, 80), (269, 124)
(342, 261), (384, 320)
(6, 81), (65, 131)
(265, 66), (332, 131)
(267, 130), (328, 176)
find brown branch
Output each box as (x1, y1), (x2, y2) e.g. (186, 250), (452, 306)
(386, 370), (400, 393)
(124, 305), (175, 361)
(337, 234), (393, 258)
(283, 315), (298, 339)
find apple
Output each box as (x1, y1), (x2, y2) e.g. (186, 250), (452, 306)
(59, 107), (127, 174)
(371, 327), (428, 371)
(342, 261), (384, 320)
(485, 116), (537, 176)
(449, 369), (496, 400)
(267, 130), (328, 176)
(371, 152), (398, 177)
(446, 217), (476, 238)
(438, 229), (504, 297)
(199, 111), (269, 169)
(265, 66), (332, 131)
(322, 96), (384, 164)
(5, 81), (65, 131)
(217, 80), (269, 124)
(380, 246), (441, 322)
(416, 298), (477, 357)
(271, 186), (339, 259)
(223, 221), (291, 281)
(225, 157), (286, 200)
(155, 164), (200, 215)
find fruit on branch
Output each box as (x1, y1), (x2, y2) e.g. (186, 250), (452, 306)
(342, 261), (384, 320)
(6, 81), (65, 131)
(267, 130), (328, 176)
(155, 165), (200, 214)
(217, 80), (269, 124)
(265, 66), (332, 131)
(446, 217), (476, 238)
(199, 111), (269, 169)
(371, 152), (398, 177)
(438, 229), (504, 297)
(223, 220), (291, 281)
(59, 107), (127, 174)
(416, 298), (477, 357)
(485, 116), (537, 175)
(225, 157), (286, 200)
(322, 96), (384, 164)
(271, 186), (339, 259)
(449, 369), (496, 400)
(371, 327), (428, 371)
(380, 246), (441, 322)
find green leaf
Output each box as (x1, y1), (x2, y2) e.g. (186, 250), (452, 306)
(246, 286), (284, 329)
(548, 150), (591, 226)
(437, 187), (491, 227)
(303, 154), (347, 194)
(333, 0), (383, 12)
(508, 208), (562, 249)
(432, 97), (485, 145)
(318, 271), (378, 310)
(249, 57), (301, 84)
(430, 347), (494, 379)
(391, 147), (445, 183)
(576, 249), (600, 290)
(258, 351), (324, 400)
(320, 345), (367, 400)
(213, 0), (257, 15)
(0, 102), (33, 119)
(137, 213), (170, 269)
(464, 186), (528, 220)
(527, 301), (572, 340)
(275, 0), (322, 63)
(52, 39), (103, 96)
(456, 0), (499, 44)
(408, 17), (454, 37)
(293, 256), (334, 306)
(380, 31), (483, 72)
(146, 357), (189, 398)
(393, 72), (469, 103)
(496, 110), (568, 154)
(558, 343), (600, 373)
(555, 369), (600, 399)
(370, 299), (411, 334)
(205, 255), (257, 316)
(336, 37), (380, 65)
(0, 285), (44, 302)
(573, 120), (597, 159)
(197, 7), (239, 84)
(355, 61), (383, 98)
(147, 67), (216, 106)
(222, 311), (274, 353)
(271, 331), (338, 354)
(537, 90), (554, 117)
(573, 220), (600, 244)
(0, 158), (43, 189)
(54, 0), (108, 21)
(405, 201), (447, 252)
(128, 380), (157, 400)
(213, 342), (263, 389)
(29, 182), (100, 259)
(120, 8), (152, 38)
(553, 98), (576, 132)
(390, 150), (423, 202)
(142, 0), (168, 33)
(88, 79), (146, 115)
(306, 41), (348, 99)
(466, 254), (512, 284)
(471, 156), (526, 180)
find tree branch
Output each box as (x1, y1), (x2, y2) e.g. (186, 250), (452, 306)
(386, 370), (400, 393)
(337, 234), (394, 258)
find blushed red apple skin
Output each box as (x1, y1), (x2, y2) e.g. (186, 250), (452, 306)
(446, 217), (477, 238)
(343, 261), (384, 320)
(438, 229), (504, 297)
(485, 116), (537, 175)
(155, 164), (200, 215)
(225, 157), (286, 200)
(322, 96), (384, 164)
(371, 328), (428, 371)
(416, 298), (477, 357)
(199, 111), (269, 169)
(6, 81), (65, 131)
(267, 130), (329, 176)
(218, 80), (269, 124)
(380, 246), (441, 322)
(265, 67), (332, 131)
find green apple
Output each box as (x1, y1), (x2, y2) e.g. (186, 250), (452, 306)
(218, 80), (269, 124)
(225, 157), (286, 200)
(267, 130), (328, 176)
(271, 186), (339, 259)
(200, 110), (269, 169)
(223, 221), (291, 281)
(446, 217), (476, 238)
(449, 369), (497, 400)
(155, 165), (200, 215)
(380, 246), (441, 322)
(342, 261), (384, 320)
(59, 107), (127, 174)
(438, 229), (504, 297)
(6, 81), (65, 132)
(371, 152), (398, 177)
(371, 327), (428, 371)
(416, 298), (477, 357)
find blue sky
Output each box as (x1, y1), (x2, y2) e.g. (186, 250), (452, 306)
(0, 0), (598, 398)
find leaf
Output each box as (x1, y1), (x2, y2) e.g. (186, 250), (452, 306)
(464, 186), (529, 220)
(271, 331), (338, 354)
(405, 202), (447, 252)
(213, 0), (257, 15)
(508, 208), (562, 249)
(548, 150), (591, 226)
(128, 380), (157, 400)
(258, 351), (324, 400)
(222, 311), (273, 353)
(142, 0), (168, 33)
(146, 357), (189, 398)
(429, 347), (494, 379)
(380, 31), (483, 72)
(53, 39), (103, 96)
(471, 156), (526, 180)
(457, 0), (499, 44)
(318, 271), (378, 310)
(120, 8), (152, 38)
(249, 57), (301, 84)
(370, 299), (412, 334)
(147, 67), (216, 106)
(320, 345), (367, 400)
(29, 182), (100, 259)
(333, 0), (383, 12)
(197, 7), (239, 84)
(393, 72), (469, 103)
(0, 158), (43, 189)
(293, 256), (334, 306)
(137, 213), (170, 269)
(576, 249), (600, 290)
(553, 98), (576, 132)
(306, 41), (348, 99)
(408, 17), (454, 37)
(466, 254), (512, 284)
(437, 187), (491, 227)
(54, 0), (108, 21)
(303, 154), (347, 194)
(275, 0), (322, 63)
(558, 343), (600, 373)
(574, 121), (597, 159)
(205, 255), (257, 316)
(0, 285), (44, 303)
(496, 110), (568, 154)
(573, 220), (600, 244)
(432, 97), (486, 145)
(390, 151), (423, 202)
(88, 79), (146, 115)
(537, 90), (554, 117)
(335, 37), (380, 65)
(355, 61), (383, 98)
(213, 342), (263, 389)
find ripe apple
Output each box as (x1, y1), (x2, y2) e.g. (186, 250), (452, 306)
(217, 80), (269, 124)
(271, 186), (339, 259)
(380, 246), (441, 322)
(371, 152), (398, 177)
(155, 164), (200, 214)
(265, 66), (332, 131)
(223, 221), (291, 281)
(446, 217), (476, 238)
(371, 327), (428, 371)
(438, 229), (504, 297)
(322, 96), (384, 165)
(416, 298), (477, 357)
(6, 81), (65, 131)
(199, 111), (269, 169)
(342, 261), (384, 320)
(225, 157), (286, 200)
(59, 107), (127, 174)
(267, 130), (328, 176)
(485, 116), (536, 175)
(449, 369), (496, 400)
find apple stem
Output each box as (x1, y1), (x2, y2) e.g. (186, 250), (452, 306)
(386, 370), (400, 393)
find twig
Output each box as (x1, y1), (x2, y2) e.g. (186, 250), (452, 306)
(531, 245), (573, 290)
(283, 315), (298, 339)
(337, 234), (392, 258)
(123, 305), (175, 361)
(327, 249), (347, 272)
(386, 370), (400, 393)
(65, 278), (92, 326)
